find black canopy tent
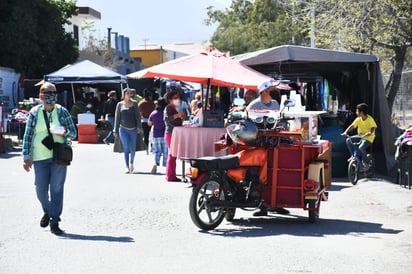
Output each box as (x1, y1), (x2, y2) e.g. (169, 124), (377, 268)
(234, 45), (394, 175)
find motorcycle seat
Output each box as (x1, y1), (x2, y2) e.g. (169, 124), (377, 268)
(190, 155), (240, 171)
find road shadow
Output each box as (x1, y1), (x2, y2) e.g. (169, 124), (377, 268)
(132, 171), (165, 176)
(0, 149), (22, 159)
(202, 215), (403, 238)
(328, 184), (351, 191)
(58, 233), (135, 242)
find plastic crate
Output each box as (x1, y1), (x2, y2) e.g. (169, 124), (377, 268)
(77, 124), (96, 135)
(77, 134), (98, 144)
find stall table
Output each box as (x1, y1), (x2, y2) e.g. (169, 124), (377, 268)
(170, 126), (227, 180)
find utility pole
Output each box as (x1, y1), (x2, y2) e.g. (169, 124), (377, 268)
(107, 27), (112, 49)
(143, 38), (149, 50)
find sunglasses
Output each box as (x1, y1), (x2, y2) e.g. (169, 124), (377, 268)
(42, 91), (57, 94)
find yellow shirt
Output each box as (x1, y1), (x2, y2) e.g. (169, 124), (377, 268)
(351, 115), (377, 143)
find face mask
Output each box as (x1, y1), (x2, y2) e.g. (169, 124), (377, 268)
(172, 99), (180, 107)
(43, 93), (58, 106)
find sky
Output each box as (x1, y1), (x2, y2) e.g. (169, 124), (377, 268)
(75, 0), (232, 48)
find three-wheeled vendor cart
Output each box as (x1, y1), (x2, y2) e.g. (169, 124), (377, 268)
(187, 113), (332, 230)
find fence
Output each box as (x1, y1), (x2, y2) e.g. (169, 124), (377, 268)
(387, 69), (412, 129)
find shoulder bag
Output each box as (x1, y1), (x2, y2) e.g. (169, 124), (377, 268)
(43, 110), (73, 165)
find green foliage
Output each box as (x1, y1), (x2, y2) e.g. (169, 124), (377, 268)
(206, 0), (411, 113)
(0, 0), (79, 77)
(206, 0), (308, 55)
(286, 0), (412, 111)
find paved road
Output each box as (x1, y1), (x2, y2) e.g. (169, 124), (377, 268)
(1, 141), (412, 273)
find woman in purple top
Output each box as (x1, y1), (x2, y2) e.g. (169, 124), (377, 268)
(163, 90), (185, 182)
(148, 98), (168, 174)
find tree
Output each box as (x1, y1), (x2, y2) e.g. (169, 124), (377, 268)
(285, 0), (412, 114)
(79, 20), (117, 68)
(206, 0), (412, 113)
(0, 0), (79, 77)
(206, 0), (308, 55)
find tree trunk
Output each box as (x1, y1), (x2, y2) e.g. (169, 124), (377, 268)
(385, 46), (407, 115)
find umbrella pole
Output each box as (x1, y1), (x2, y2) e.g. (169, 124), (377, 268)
(71, 83), (75, 103)
(205, 79), (210, 110)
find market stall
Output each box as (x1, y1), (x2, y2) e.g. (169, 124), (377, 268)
(170, 126), (227, 180)
(234, 45), (393, 176)
(129, 49), (284, 170)
(44, 59), (127, 103)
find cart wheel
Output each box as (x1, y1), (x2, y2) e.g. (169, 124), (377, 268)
(189, 175), (225, 230)
(348, 159), (359, 185)
(224, 208), (236, 222)
(308, 200), (319, 223)
(364, 154), (374, 178)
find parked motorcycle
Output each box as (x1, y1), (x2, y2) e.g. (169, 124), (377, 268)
(187, 100), (330, 230)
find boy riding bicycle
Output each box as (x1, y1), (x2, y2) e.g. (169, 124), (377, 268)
(341, 103), (377, 169)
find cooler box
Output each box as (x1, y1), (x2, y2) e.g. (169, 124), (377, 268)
(77, 124), (96, 135)
(78, 113), (95, 124)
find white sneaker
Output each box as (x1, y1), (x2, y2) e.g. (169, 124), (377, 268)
(124, 168), (130, 174)
(129, 164), (134, 173)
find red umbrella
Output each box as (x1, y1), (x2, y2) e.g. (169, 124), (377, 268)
(129, 49), (277, 90)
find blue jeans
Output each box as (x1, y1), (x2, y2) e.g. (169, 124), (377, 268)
(152, 137), (168, 166)
(119, 126), (137, 167)
(346, 135), (371, 163)
(33, 158), (67, 226)
(104, 116), (115, 143)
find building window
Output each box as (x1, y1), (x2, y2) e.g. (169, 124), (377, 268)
(73, 25), (79, 46)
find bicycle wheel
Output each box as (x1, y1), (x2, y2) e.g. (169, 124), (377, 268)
(348, 159), (359, 185)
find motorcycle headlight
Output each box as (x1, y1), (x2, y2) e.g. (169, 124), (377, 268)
(254, 116), (263, 124)
(267, 117), (275, 124)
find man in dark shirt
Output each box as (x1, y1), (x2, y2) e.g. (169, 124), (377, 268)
(103, 90), (118, 144)
(138, 89), (156, 153)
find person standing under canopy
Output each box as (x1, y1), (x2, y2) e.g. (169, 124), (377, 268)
(103, 90), (118, 144)
(246, 80), (289, 216)
(163, 90), (185, 182)
(138, 89), (156, 154)
(246, 80), (280, 111)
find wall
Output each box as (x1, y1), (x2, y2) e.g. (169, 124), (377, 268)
(0, 66), (21, 114)
(130, 49), (168, 67)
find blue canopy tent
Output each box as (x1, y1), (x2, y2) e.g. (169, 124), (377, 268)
(44, 59), (127, 102)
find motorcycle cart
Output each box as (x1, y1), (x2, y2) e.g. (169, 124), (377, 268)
(187, 109), (331, 230)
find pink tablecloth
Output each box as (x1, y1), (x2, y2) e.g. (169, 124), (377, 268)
(170, 126), (227, 159)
